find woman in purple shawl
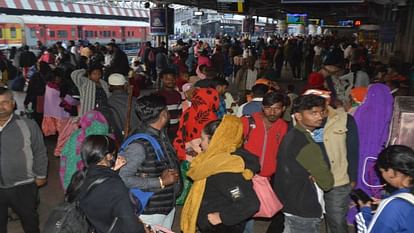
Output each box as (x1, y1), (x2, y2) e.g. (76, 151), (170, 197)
(348, 83), (394, 223)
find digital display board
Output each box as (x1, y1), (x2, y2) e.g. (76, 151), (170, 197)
(286, 14), (307, 24)
(217, 0), (246, 14)
(282, 0), (363, 3)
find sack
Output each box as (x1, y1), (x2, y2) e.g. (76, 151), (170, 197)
(43, 177), (111, 233)
(252, 175), (283, 218)
(176, 160), (192, 205)
(11, 75), (25, 92)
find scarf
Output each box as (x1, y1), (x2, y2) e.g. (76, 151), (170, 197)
(173, 88), (219, 160)
(180, 115), (253, 233)
(354, 83), (393, 197)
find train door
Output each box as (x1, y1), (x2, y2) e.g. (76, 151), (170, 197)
(77, 26), (83, 41)
(121, 26), (126, 42)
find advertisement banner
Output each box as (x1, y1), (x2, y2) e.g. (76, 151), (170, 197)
(150, 8), (167, 35)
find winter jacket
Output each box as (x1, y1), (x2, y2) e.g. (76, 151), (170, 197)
(119, 126), (181, 215)
(242, 112), (288, 177)
(274, 124), (334, 218)
(80, 165), (145, 233)
(0, 115), (48, 188)
(197, 148), (260, 231)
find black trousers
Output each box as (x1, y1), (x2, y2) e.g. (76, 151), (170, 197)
(201, 222), (246, 233)
(266, 211), (285, 233)
(0, 182), (40, 233)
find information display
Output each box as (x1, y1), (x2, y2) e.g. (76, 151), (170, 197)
(282, 0), (363, 2)
(217, 0), (246, 14)
(286, 14), (307, 25)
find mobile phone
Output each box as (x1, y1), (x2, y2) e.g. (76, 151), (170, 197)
(350, 189), (373, 204)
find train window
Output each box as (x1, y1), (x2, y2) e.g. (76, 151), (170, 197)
(10, 27), (16, 38)
(58, 30), (68, 38)
(99, 31), (102, 37)
(71, 28), (76, 37)
(0, 29), (2, 38)
(127, 31), (130, 37)
(94, 31), (97, 37)
(132, 31), (134, 36)
(30, 28), (36, 38)
(50, 31), (55, 38)
(40, 28), (44, 37)
(112, 31), (115, 37)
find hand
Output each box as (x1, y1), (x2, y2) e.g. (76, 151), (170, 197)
(112, 156), (127, 171)
(144, 224), (155, 233)
(350, 182), (356, 189)
(160, 169), (179, 186)
(35, 178), (47, 187)
(207, 212), (222, 225)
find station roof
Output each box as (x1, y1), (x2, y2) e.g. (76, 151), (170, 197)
(166, 0), (409, 23)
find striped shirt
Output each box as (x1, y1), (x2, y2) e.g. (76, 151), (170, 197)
(156, 89), (182, 141)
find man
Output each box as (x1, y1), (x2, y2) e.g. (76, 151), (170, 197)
(241, 91), (289, 233)
(241, 84), (269, 116)
(155, 46), (169, 89)
(105, 43), (130, 77)
(103, 73), (139, 142)
(155, 68), (182, 142)
(304, 90), (359, 233)
(19, 46), (37, 80)
(0, 88), (48, 233)
(274, 94), (334, 233)
(212, 78), (229, 119)
(119, 94), (181, 229)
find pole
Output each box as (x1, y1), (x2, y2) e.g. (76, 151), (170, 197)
(124, 85), (134, 138)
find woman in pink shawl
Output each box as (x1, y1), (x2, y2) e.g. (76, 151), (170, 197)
(347, 83), (394, 223)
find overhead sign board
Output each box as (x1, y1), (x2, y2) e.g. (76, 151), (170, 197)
(217, 0), (246, 14)
(282, 0), (363, 3)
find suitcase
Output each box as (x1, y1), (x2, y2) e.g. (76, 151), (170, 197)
(388, 96), (414, 149)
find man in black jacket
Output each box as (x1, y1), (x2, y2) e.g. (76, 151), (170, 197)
(119, 94), (181, 229)
(274, 95), (334, 233)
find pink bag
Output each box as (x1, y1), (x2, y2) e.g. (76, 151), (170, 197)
(252, 175), (283, 218)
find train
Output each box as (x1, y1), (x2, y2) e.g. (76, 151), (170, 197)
(0, 15), (150, 49)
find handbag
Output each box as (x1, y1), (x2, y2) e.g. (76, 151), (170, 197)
(252, 175), (283, 218)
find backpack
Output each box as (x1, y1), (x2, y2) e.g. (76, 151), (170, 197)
(43, 177), (116, 233)
(243, 115), (256, 143)
(119, 133), (165, 161)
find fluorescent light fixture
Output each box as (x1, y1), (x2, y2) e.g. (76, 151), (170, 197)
(194, 11), (204, 16)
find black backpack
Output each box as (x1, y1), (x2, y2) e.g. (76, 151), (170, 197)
(43, 177), (116, 233)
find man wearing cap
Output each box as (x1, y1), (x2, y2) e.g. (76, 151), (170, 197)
(104, 73), (139, 142)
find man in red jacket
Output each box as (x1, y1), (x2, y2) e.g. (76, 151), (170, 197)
(241, 91), (289, 233)
(241, 91), (288, 177)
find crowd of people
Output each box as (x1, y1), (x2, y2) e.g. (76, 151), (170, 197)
(0, 33), (413, 233)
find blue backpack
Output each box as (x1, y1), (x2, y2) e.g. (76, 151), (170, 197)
(119, 133), (166, 213)
(119, 133), (165, 161)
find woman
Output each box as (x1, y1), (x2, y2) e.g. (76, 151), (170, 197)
(66, 135), (147, 233)
(356, 145), (414, 233)
(173, 88), (219, 161)
(181, 116), (260, 233)
(24, 61), (51, 125)
(71, 63), (110, 116)
(60, 110), (110, 190)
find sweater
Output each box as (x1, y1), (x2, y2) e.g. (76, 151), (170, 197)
(80, 166), (145, 233)
(274, 124), (334, 218)
(0, 115), (48, 188)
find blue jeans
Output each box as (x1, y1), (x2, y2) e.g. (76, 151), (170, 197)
(324, 183), (352, 233)
(283, 214), (321, 233)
